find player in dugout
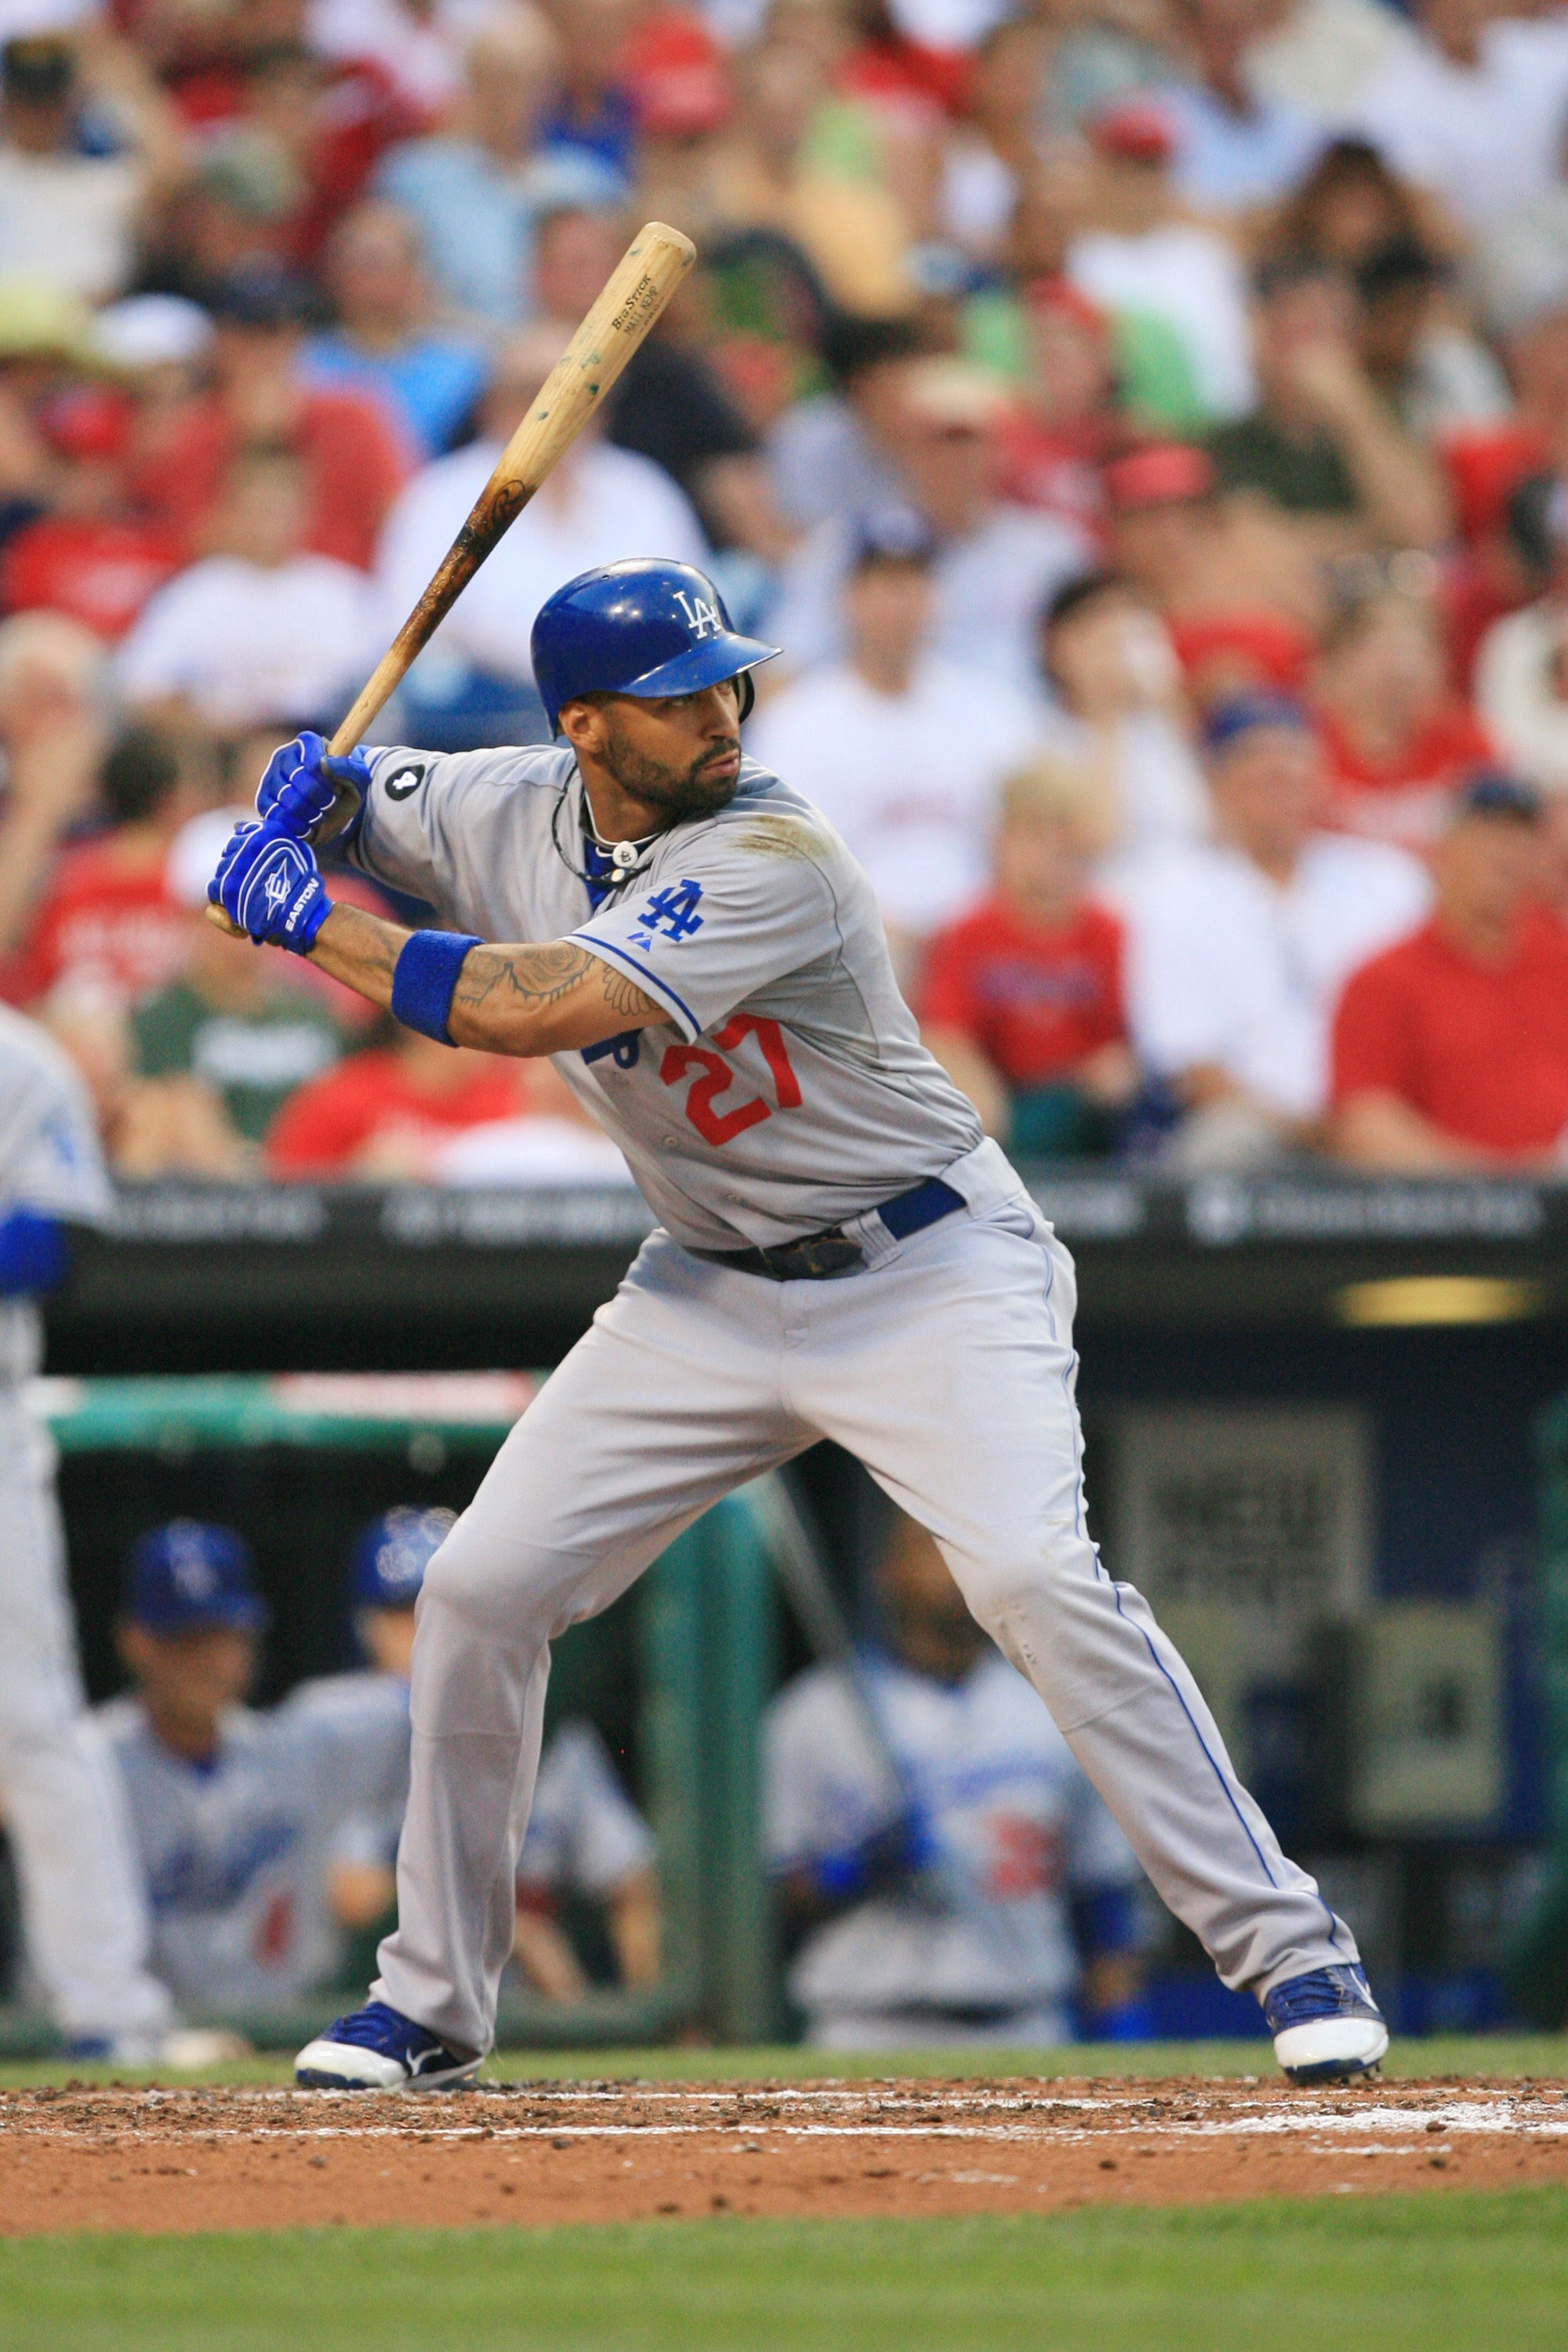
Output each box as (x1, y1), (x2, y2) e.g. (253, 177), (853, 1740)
(99, 1522), (411, 2020)
(326, 1507), (662, 2002)
(207, 556), (1387, 2091)
(766, 1508), (1148, 2047)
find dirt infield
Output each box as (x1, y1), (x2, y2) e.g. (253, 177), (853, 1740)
(2, 2075), (1566, 2235)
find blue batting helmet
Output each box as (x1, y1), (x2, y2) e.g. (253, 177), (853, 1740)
(347, 1506), (456, 1610)
(531, 558), (779, 735)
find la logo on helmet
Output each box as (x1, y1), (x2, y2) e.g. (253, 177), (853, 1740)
(672, 590), (720, 639)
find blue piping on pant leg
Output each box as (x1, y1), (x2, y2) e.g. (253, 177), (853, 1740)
(1036, 1225), (1344, 1953)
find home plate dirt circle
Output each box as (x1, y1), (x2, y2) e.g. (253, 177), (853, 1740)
(4, 2078), (1566, 2234)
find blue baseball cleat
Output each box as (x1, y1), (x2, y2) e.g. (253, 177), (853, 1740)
(1265, 1964), (1389, 2084)
(295, 2001), (480, 2091)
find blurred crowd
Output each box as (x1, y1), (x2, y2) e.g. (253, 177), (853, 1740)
(6, 0), (1568, 1171)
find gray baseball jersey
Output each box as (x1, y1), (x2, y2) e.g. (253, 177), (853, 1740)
(765, 1653), (1140, 2026)
(98, 1673), (410, 2013)
(0, 1004), (113, 1383)
(348, 746), (982, 1250)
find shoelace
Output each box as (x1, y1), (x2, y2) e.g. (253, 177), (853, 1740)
(325, 2002), (427, 2052)
(1265, 1965), (1379, 2030)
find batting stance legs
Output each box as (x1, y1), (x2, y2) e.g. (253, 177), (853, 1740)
(374, 1177), (1356, 2056)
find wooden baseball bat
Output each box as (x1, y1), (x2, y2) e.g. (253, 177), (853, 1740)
(208, 218), (697, 934)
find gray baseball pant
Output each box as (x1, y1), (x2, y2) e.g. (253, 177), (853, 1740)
(375, 1181), (1356, 2053)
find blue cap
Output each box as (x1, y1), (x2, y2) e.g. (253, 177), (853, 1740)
(347, 1506), (455, 1610)
(531, 557), (779, 735)
(122, 1522), (269, 1637)
(1202, 691), (1308, 757)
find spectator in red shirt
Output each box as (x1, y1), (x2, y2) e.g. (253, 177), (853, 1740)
(1312, 572), (1493, 852)
(267, 1022), (534, 1178)
(4, 722), (209, 1011)
(1330, 772), (1568, 1167)
(918, 756), (1136, 1155)
(993, 279), (1118, 537)
(0, 372), (185, 640)
(121, 263), (411, 572)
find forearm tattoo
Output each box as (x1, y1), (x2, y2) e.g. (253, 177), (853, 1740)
(452, 942), (657, 1027)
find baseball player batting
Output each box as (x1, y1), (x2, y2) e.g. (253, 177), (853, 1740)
(209, 558), (1386, 2091)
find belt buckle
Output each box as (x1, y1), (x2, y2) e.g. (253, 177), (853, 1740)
(779, 1232), (864, 1279)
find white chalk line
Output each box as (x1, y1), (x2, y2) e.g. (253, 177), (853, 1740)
(6, 2102), (1566, 2151)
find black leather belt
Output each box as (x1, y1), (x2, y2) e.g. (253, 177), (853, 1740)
(696, 1177), (965, 1282)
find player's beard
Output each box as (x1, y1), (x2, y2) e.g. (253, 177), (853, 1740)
(597, 713), (742, 822)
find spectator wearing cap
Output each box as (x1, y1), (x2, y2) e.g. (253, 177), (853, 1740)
(1206, 253), (1450, 554)
(1035, 571), (1210, 897)
(0, 28), (186, 302)
(1066, 95), (1254, 430)
(988, 280), (1120, 537)
(1313, 568), (1494, 851)
(1475, 477), (1568, 800)
(528, 201), (788, 564)
(748, 519), (1042, 983)
(770, 356), (1090, 695)
(374, 6), (582, 329)
(372, 321), (705, 745)
(1104, 440), (1325, 645)
(1156, 0), (1327, 216)
(116, 443), (373, 735)
(1352, 236), (1508, 448)
(1125, 693), (1431, 1167)
(919, 754), (1138, 1154)
(0, 323), (187, 641)
(120, 264), (411, 574)
(98, 1520), (412, 2016)
(125, 804), (347, 1171)
(300, 200), (488, 460)
(1331, 772), (1568, 1167)
(322, 1504), (662, 2002)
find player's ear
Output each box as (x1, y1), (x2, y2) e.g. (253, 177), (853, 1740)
(116, 1619), (152, 1679)
(557, 698), (605, 758)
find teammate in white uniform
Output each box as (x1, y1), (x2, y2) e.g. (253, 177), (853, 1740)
(100, 1522), (411, 2014)
(767, 1513), (1145, 2046)
(0, 1004), (173, 2056)
(207, 558), (1388, 2089)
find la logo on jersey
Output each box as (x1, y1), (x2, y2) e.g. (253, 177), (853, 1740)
(672, 590), (721, 639)
(630, 878), (704, 951)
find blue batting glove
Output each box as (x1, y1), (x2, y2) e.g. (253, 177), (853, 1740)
(209, 820), (333, 954)
(255, 731), (372, 843)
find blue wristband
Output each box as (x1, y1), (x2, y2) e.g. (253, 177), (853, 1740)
(0, 1209), (67, 1298)
(390, 929), (482, 1045)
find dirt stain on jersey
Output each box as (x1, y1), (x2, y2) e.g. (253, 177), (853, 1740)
(737, 815), (828, 863)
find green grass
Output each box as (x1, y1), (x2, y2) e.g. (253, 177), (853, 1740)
(1, 2190), (1564, 2350)
(0, 2033), (1563, 2092)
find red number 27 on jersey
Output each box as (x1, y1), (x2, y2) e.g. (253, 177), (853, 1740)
(659, 1015), (802, 1146)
